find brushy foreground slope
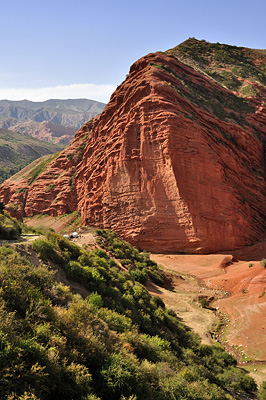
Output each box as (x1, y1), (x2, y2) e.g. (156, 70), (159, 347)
(0, 219), (265, 399)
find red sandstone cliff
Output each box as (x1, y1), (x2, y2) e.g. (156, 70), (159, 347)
(1, 40), (266, 253)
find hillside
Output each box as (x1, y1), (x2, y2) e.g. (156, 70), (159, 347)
(0, 128), (64, 184)
(0, 119), (76, 145)
(0, 212), (263, 399)
(168, 38), (266, 98)
(0, 99), (105, 144)
(1, 39), (266, 253)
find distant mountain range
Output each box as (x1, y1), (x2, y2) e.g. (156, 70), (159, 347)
(0, 99), (105, 144)
(0, 127), (64, 184)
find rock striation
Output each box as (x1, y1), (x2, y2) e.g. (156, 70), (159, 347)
(1, 39), (266, 253)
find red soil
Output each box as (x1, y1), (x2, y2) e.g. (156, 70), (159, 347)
(151, 241), (266, 362)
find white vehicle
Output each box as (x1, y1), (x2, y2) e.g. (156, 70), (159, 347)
(70, 232), (79, 239)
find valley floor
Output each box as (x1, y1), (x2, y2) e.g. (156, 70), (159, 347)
(150, 248), (266, 386)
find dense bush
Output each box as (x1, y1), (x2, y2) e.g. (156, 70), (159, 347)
(0, 211), (22, 239)
(258, 381), (266, 399)
(96, 229), (164, 286)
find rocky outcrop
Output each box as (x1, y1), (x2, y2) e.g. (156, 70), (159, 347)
(1, 40), (266, 253)
(0, 121), (92, 220)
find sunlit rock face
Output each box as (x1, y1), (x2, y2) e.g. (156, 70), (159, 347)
(2, 41), (266, 253)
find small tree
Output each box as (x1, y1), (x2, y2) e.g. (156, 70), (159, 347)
(0, 201), (5, 213)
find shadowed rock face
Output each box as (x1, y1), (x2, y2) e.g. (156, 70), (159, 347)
(1, 40), (266, 253)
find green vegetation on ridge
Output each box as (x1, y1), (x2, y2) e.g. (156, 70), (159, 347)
(27, 152), (60, 185)
(167, 38), (266, 98)
(0, 218), (263, 399)
(151, 60), (254, 126)
(0, 128), (64, 185)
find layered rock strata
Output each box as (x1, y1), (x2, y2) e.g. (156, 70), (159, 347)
(1, 41), (266, 253)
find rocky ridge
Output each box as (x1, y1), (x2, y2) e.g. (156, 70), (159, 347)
(1, 39), (266, 253)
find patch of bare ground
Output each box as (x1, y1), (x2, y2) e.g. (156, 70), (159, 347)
(151, 247), (266, 385)
(146, 272), (220, 345)
(243, 364), (266, 387)
(148, 254), (229, 345)
(24, 214), (80, 233)
(24, 214), (98, 250)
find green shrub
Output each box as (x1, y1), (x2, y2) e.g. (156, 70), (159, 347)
(96, 229), (164, 286)
(100, 351), (141, 399)
(0, 211), (22, 239)
(32, 239), (63, 264)
(55, 234), (80, 260)
(97, 308), (132, 333)
(88, 292), (104, 310)
(258, 381), (266, 399)
(7, 392), (41, 400)
(198, 297), (210, 308)
(128, 268), (148, 284)
(65, 261), (85, 282)
(241, 84), (257, 97)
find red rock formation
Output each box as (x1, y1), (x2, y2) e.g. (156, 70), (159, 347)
(1, 44), (266, 253)
(0, 122), (91, 220)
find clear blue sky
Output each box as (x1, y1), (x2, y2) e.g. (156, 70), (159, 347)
(0, 0), (265, 103)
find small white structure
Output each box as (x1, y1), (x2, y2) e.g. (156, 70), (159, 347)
(70, 232), (79, 239)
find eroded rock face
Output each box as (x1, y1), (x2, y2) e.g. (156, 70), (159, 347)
(0, 122), (91, 221)
(1, 44), (266, 253)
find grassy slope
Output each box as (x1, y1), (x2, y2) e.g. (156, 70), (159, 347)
(167, 38), (266, 98)
(0, 128), (64, 184)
